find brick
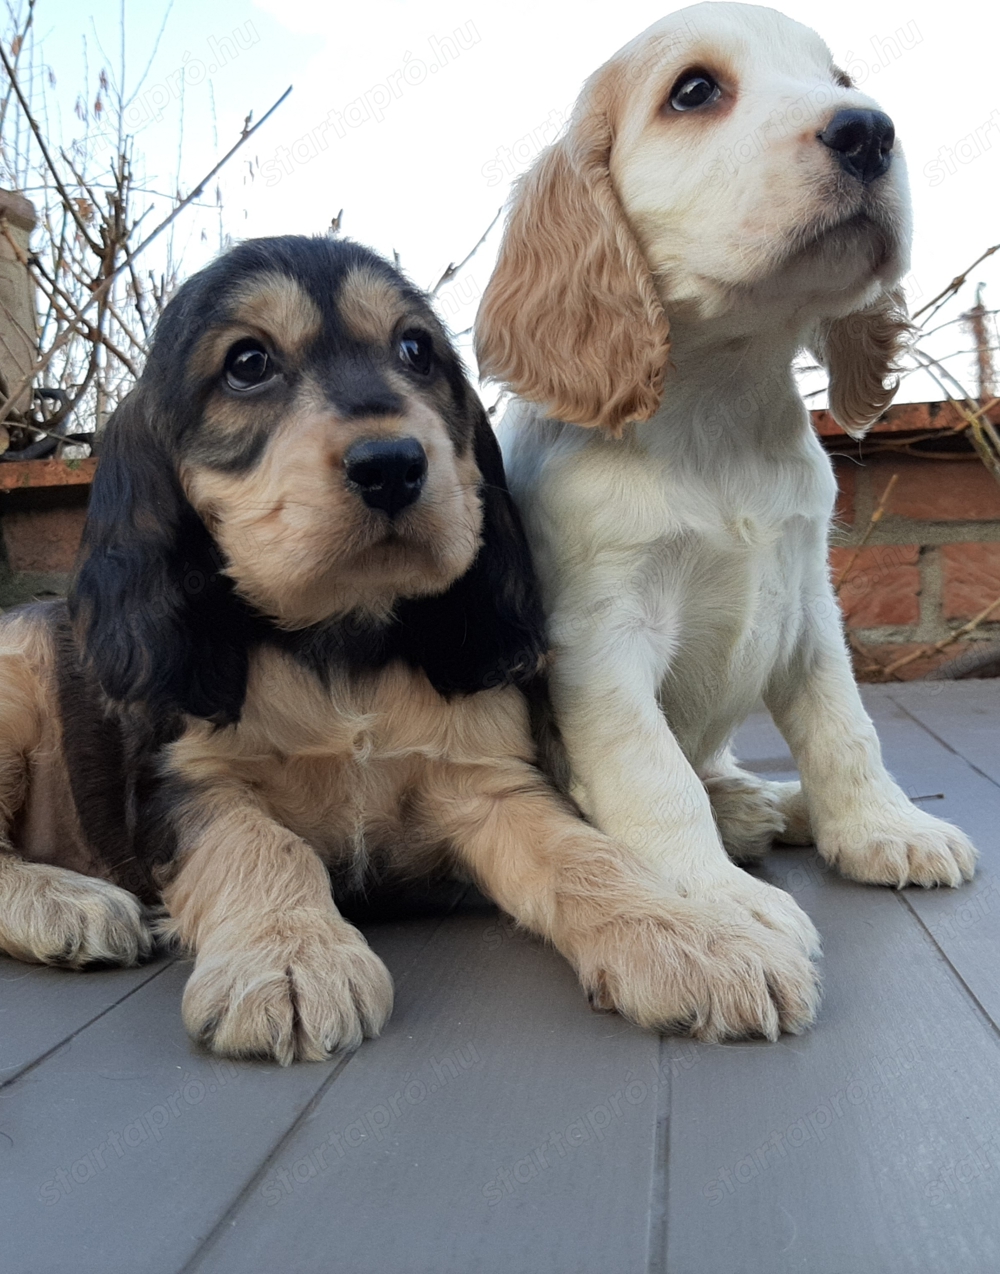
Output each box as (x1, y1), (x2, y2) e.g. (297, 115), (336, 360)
(831, 457), (855, 526)
(2, 506), (87, 572)
(879, 457), (1000, 522)
(941, 542), (1000, 620)
(830, 544), (921, 627)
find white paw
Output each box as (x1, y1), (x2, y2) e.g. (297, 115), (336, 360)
(818, 805), (977, 888)
(706, 776), (813, 862)
(0, 863), (153, 968)
(182, 910), (394, 1065)
(573, 870), (821, 1042)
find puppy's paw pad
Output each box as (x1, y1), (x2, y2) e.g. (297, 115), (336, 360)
(183, 918), (393, 1065)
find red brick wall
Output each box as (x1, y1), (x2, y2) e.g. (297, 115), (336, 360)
(819, 402), (1000, 680)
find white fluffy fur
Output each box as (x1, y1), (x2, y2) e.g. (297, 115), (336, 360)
(485, 2), (977, 954)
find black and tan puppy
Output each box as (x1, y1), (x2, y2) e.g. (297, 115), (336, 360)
(0, 237), (816, 1063)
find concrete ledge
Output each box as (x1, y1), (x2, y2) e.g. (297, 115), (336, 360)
(0, 456), (97, 490)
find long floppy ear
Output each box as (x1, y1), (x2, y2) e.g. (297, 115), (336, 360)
(398, 404), (547, 693)
(810, 286), (911, 438)
(70, 390), (251, 723)
(475, 84), (670, 436)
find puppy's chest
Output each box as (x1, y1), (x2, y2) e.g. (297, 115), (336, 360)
(168, 653), (531, 853)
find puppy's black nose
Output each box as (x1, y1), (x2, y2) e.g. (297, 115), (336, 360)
(344, 437), (428, 518)
(819, 109), (895, 185)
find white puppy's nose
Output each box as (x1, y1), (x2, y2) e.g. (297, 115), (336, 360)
(818, 109), (895, 184)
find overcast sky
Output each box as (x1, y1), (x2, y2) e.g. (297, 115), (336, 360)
(33, 0), (1000, 403)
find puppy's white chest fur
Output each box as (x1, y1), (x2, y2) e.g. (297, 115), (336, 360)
(500, 397), (837, 770)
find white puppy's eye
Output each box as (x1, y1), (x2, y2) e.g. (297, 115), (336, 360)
(669, 71), (721, 112)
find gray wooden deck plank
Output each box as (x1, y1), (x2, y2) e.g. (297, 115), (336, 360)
(0, 956), (172, 1085)
(185, 909), (663, 1274)
(663, 845), (1000, 1274)
(735, 692), (1000, 1032)
(0, 917), (452, 1274)
(860, 690), (1000, 1032)
(884, 679), (1000, 787)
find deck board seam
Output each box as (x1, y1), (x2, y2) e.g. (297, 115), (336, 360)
(177, 1050), (356, 1274)
(177, 901), (470, 1272)
(883, 692), (1000, 792)
(646, 1032), (671, 1274)
(897, 892), (1000, 1042)
(0, 958), (175, 1093)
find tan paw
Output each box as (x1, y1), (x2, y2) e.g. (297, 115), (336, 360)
(0, 861), (152, 969)
(182, 911), (393, 1065)
(706, 776), (813, 862)
(574, 871), (821, 1042)
(818, 806), (977, 888)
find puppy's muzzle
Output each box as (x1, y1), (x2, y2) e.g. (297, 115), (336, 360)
(819, 109), (895, 185)
(344, 436), (428, 518)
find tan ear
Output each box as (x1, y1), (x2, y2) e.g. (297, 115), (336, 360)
(811, 286), (911, 438)
(474, 89), (669, 436)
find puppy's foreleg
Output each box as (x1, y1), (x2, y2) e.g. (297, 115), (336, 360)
(423, 759), (820, 1041)
(163, 788), (392, 1064)
(0, 650), (150, 967)
(767, 620), (976, 888)
(533, 613), (821, 1034)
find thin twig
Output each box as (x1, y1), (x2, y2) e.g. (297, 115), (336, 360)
(0, 220), (139, 376)
(430, 206), (502, 296)
(912, 243), (1000, 324)
(879, 592), (1000, 680)
(0, 33), (102, 253)
(909, 348), (1000, 484)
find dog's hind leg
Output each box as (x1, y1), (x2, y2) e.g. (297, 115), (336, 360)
(0, 623), (152, 968)
(702, 749), (813, 864)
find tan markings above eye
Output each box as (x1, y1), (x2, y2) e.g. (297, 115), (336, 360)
(228, 274), (322, 353)
(339, 267), (408, 345)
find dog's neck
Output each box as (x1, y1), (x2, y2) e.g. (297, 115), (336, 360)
(642, 310), (813, 455)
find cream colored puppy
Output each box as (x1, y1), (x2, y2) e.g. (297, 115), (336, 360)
(476, 2), (976, 1038)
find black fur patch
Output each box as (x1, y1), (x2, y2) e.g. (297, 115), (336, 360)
(51, 604), (182, 899)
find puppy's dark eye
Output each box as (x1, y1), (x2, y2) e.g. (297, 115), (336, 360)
(224, 340), (274, 391)
(398, 330), (434, 376)
(669, 71), (721, 112)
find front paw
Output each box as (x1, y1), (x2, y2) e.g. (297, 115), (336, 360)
(818, 806), (977, 888)
(0, 864), (153, 969)
(572, 872), (821, 1042)
(182, 911), (393, 1065)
